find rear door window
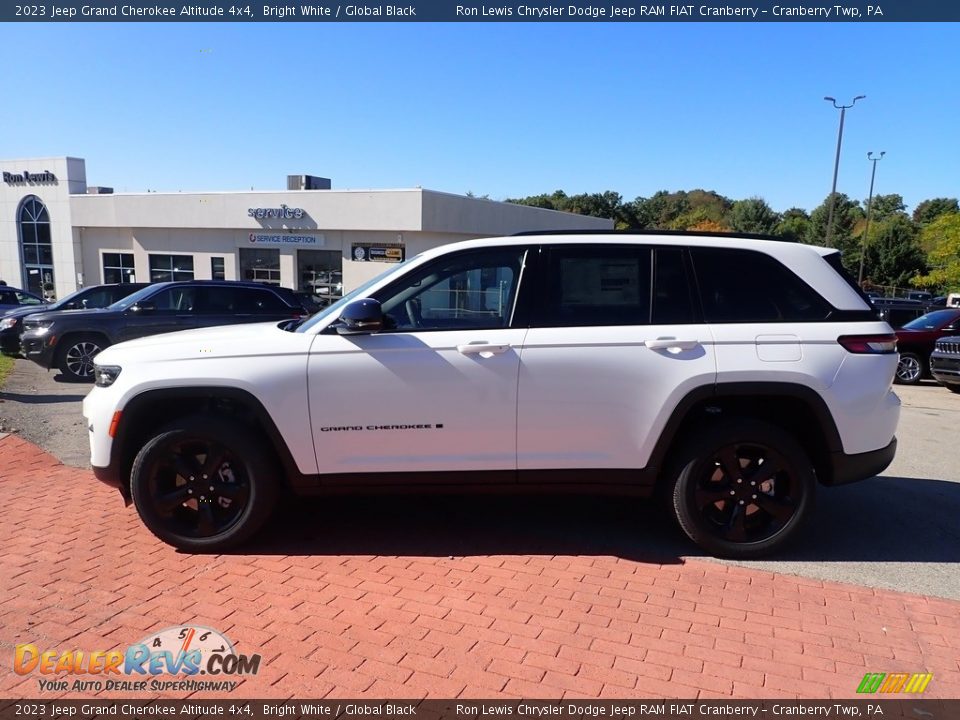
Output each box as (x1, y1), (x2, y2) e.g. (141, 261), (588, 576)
(149, 287), (196, 313)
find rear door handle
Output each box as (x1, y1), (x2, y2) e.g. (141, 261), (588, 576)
(457, 342), (510, 357)
(644, 338), (700, 351)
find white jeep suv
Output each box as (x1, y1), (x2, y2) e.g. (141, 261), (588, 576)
(83, 232), (900, 558)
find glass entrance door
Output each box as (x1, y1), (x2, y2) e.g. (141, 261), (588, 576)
(297, 249), (342, 307)
(18, 196), (55, 298)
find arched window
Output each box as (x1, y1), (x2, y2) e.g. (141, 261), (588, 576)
(18, 195), (54, 296)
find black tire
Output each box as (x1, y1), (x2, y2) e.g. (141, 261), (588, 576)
(894, 352), (924, 385)
(668, 419), (815, 559)
(130, 416), (278, 552)
(57, 333), (109, 382)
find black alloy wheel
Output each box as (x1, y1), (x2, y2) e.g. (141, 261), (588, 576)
(670, 419), (815, 558)
(130, 417), (277, 552)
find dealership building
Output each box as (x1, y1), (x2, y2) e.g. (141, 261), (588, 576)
(0, 156), (612, 302)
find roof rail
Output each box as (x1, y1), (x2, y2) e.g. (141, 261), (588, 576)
(510, 228), (794, 242)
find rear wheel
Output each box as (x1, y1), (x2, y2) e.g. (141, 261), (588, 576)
(58, 333), (108, 382)
(130, 416), (278, 552)
(895, 352), (923, 385)
(668, 419), (815, 559)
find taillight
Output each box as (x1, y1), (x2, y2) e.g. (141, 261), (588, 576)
(837, 334), (898, 354)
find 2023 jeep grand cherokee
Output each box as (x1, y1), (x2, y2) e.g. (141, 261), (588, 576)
(83, 232), (901, 558)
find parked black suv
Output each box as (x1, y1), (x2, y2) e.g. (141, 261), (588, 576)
(1, 283), (150, 355)
(930, 336), (960, 393)
(21, 281), (309, 381)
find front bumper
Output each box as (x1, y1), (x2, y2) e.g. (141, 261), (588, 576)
(827, 437), (897, 486)
(92, 464), (131, 503)
(20, 332), (57, 368)
(930, 353), (960, 386)
(0, 329), (22, 355)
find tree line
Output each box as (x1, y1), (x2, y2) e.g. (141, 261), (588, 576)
(503, 189), (960, 293)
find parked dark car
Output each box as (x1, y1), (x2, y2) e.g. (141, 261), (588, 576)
(294, 291), (328, 314)
(1, 283), (150, 355)
(0, 286), (46, 313)
(875, 301), (928, 329)
(20, 281), (310, 381)
(930, 336), (960, 393)
(894, 308), (960, 385)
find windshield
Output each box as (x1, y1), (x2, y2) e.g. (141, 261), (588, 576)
(296, 260), (417, 333)
(107, 284), (159, 311)
(901, 309), (960, 331)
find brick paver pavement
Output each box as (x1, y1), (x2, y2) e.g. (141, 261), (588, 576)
(1, 434), (958, 700)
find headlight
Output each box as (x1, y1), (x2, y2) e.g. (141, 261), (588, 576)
(94, 365), (122, 388)
(25, 320), (53, 335)
(0, 317), (19, 331)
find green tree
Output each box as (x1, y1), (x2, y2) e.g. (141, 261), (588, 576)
(806, 193), (863, 273)
(912, 198), (959, 225)
(864, 193), (907, 222)
(730, 198), (780, 235)
(861, 216), (927, 289)
(912, 213), (960, 291)
(506, 189), (569, 210)
(774, 208), (810, 242)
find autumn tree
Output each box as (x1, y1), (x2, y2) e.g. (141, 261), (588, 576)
(912, 213), (960, 291)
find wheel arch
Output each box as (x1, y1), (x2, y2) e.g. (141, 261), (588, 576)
(111, 387), (301, 499)
(54, 329), (111, 360)
(649, 382), (844, 487)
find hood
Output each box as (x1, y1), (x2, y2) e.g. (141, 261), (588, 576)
(94, 321), (304, 366)
(3, 305), (49, 320)
(22, 307), (114, 324)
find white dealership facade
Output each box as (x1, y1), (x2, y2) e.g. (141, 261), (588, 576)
(0, 156), (612, 301)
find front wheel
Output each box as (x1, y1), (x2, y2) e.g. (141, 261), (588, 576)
(895, 352), (924, 385)
(668, 419), (815, 559)
(130, 416), (278, 552)
(58, 334), (108, 382)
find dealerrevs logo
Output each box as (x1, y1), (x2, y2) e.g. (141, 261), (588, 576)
(15, 625), (261, 693)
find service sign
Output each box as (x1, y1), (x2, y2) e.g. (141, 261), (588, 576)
(352, 244), (404, 263)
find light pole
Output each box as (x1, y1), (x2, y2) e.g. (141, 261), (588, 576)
(823, 95), (866, 247)
(858, 151), (886, 286)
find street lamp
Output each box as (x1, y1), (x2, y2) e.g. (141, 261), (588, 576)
(823, 95), (866, 247)
(858, 151), (886, 286)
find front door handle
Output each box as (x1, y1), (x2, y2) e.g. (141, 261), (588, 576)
(644, 338), (700, 352)
(457, 342), (510, 357)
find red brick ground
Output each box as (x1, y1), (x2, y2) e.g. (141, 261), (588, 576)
(1, 433), (958, 700)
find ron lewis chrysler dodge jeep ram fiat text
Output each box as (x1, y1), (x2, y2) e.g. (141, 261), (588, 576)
(82, 232), (900, 558)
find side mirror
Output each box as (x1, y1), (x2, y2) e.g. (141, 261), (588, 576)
(336, 298), (383, 335)
(130, 301), (156, 313)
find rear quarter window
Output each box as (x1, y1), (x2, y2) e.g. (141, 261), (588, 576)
(691, 247), (831, 323)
